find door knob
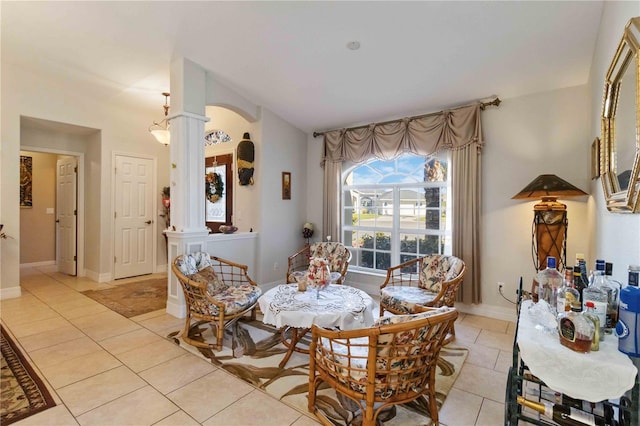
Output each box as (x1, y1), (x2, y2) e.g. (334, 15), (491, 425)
(145, 220), (152, 225)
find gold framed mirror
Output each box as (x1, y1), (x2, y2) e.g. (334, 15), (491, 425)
(601, 17), (640, 213)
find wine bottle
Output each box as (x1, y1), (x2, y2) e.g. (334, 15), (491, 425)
(516, 396), (617, 426)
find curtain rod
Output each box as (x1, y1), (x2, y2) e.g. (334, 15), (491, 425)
(312, 97), (501, 138)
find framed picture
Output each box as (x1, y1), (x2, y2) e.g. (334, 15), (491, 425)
(591, 137), (601, 180)
(282, 171), (291, 200)
(20, 155), (33, 208)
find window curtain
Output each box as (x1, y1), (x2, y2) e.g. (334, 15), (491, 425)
(322, 103), (483, 304)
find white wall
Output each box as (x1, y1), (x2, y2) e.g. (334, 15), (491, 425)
(258, 108), (308, 285)
(1, 60), (170, 292)
(589, 3), (640, 283)
(306, 85), (592, 321)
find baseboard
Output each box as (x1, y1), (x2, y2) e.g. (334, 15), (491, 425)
(455, 302), (517, 322)
(0, 286), (22, 300)
(85, 269), (112, 283)
(166, 299), (186, 319)
(19, 260), (56, 268)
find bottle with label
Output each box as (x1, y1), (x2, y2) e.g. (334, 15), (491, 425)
(573, 264), (588, 301)
(558, 303), (594, 353)
(603, 262), (621, 333)
(583, 263), (607, 341)
(582, 301), (600, 351)
(516, 396), (616, 426)
(557, 267), (580, 314)
(616, 265), (640, 357)
(589, 260), (618, 334)
(537, 256), (563, 313)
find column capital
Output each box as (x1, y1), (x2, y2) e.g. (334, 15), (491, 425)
(168, 111), (210, 123)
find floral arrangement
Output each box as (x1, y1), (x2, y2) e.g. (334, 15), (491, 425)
(205, 172), (224, 203)
(306, 257), (331, 290)
(302, 222), (314, 244)
(160, 187), (170, 230)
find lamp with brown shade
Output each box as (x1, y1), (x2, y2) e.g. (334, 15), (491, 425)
(512, 174), (588, 273)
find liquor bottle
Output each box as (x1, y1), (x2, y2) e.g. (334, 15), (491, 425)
(589, 260), (618, 334)
(582, 301), (600, 351)
(517, 396), (617, 426)
(573, 264), (588, 301)
(557, 267), (580, 314)
(603, 262), (621, 333)
(583, 262), (607, 341)
(557, 303), (594, 353)
(537, 256), (563, 313)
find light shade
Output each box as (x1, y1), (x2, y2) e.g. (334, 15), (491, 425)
(150, 127), (170, 145)
(512, 174), (587, 200)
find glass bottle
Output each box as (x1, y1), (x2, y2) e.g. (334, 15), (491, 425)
(583, 266), (607, 342)
(537, 256), (563, 313)
(557, 267), (580, 315)
(582, 301), (600, 351)
(603, 262), (621, 333)
(573, 264), (587, 302)
(558, 303), (594, 353)
(516, 396), (615, 426)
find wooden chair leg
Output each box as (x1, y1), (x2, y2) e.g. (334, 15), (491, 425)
(215, 320), (224, 351)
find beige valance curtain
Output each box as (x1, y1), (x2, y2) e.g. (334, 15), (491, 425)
(322, 103), (484, 304)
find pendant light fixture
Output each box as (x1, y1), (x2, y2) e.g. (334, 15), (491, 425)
(149, 92), (170, 145)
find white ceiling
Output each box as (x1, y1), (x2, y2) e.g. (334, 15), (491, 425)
(2, 1), (604, 133)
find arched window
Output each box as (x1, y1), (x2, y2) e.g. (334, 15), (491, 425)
(342, 152), (451, 273)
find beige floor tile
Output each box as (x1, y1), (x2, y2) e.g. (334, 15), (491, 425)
(202, 389), (302, 426)
(462, 341), (500, 368)
(130, 308), (167, 322)
(167, 370), (254, 422)
(453, 322), (481, 344)
(76, 386), (179, 426)
(139, 353), (216, 394)
(39, 350), (122, 389)
(57, 366), (147, 416)
(453, 363), (508, 403)
(460, 314), (510, 334)
(153, 410), (201, 425)
(475, 398), (505, 425)
(55, 301), (111, 320)
(100, 327), (165, 355)
(12, 404), (79, 425)
(29, 336), (103, 368)
(291, 414), (322, 425)
(69, 310), (142, 341)
(116, 338), (188, 373)
(8, 315), (71, 338)
(19, 324), (87, 352)
(438, 387), (484, 426)
(136, 312), (184, 334)
(494, 350), (513, 373)
(476, 329), (514, 352)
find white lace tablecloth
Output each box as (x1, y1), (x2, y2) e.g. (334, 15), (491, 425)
(258, 284), (375, 330)
(518, 299), (638, 402)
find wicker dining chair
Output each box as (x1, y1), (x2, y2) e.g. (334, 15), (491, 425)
(379, 254), (465, 344)
(172, 252), (261, 352)
(308, 306), (458, 426)
(286, 241), (352, 284)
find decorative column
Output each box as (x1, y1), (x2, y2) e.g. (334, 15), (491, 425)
(165, 57), (210, 318)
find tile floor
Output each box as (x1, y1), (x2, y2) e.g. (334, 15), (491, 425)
(2, 266), (516, 425)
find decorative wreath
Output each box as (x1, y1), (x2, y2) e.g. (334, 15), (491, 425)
(205, 172), (224, 203)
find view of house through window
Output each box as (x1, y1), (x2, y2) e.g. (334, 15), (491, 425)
(342, 153), (452, 273)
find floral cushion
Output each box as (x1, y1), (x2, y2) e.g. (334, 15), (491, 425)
(175, 251), (213, 275)
(189, 266), (227, 294)
(380, 286), (438, 314)
(189, 284), (262, 316)
(418, 255), (464, 292)
(319, 309), (453, 398)
(311, 242), (348, 272)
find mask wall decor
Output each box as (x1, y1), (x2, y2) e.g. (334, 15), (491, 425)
(237, 132), (255, 185)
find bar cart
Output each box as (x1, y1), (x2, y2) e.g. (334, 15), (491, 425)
(505, 278), (638, 425)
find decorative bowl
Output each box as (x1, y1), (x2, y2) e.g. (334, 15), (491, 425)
(219, 225), (238, 234)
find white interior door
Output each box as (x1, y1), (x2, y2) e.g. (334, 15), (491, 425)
(57, 156), (77, 275)
(114, 155), (154, 279)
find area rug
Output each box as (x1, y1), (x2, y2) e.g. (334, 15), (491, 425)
(168, 316), (468, 425)
(1, 325), (56, 425)
(82, 278), (167, 318)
